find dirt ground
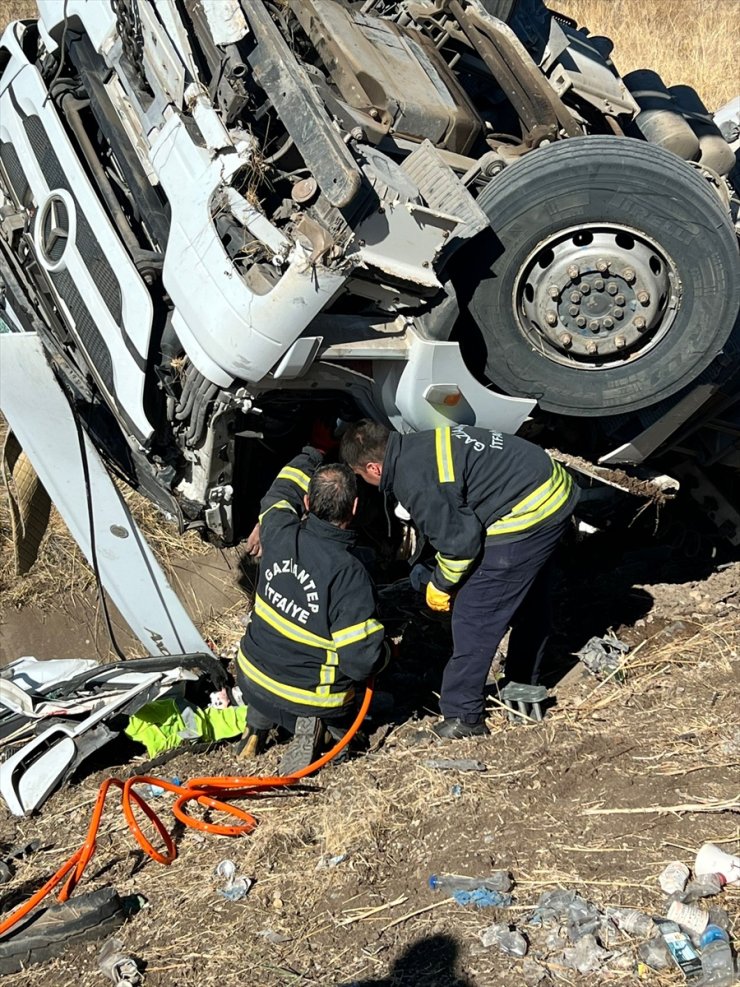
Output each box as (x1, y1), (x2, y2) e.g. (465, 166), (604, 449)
(0, 497), (738, 987)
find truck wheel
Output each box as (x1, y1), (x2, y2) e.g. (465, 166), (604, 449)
(465, 136), (740, 416)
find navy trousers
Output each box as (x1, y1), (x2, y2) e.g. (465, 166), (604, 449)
(440, 516), (570, 723)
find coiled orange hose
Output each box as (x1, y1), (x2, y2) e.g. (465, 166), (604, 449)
(0, 683), (373, 938)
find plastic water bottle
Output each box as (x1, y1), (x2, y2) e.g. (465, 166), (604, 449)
(699, 925), (734, 986)
(429, 872), (513, 894)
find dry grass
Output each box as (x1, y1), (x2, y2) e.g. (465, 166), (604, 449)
(0, 611), (736, 986)
(0, 415), (211, 612)
(556, 0), (738, 109)
(2, 0), (736, 109)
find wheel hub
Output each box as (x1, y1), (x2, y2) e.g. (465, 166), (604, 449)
(515, 226), (680, 368)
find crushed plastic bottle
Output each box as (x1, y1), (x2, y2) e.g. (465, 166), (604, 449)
(699, 925), (735, 986)
(528, 888), (579, 925)
(479, 922), (528, 956)
(605, 906), (657, 938)
(214, 859), (253, 901)
(682, 873), (726, 902)
(98, 938), (142, 987)
(561, 934), (612, 973)
(637, 936), (672, 970)
(566, 897), (602, 941)
(429, 872), (514, 895)
(659, 860), (690, 895)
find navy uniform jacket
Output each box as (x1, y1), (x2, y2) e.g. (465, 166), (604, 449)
(380, 425), (578, 593)
(238, 448), (385, 716)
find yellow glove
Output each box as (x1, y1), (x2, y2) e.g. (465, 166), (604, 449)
(426, 581), (451, 613)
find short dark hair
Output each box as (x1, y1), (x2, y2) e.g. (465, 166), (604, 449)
(339, 420), (390, 469)
(308, 464), (357, 525)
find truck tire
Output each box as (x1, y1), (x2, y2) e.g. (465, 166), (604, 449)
(465, 136), (740, 416)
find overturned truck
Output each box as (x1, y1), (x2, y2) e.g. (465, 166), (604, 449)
(1, 0), (739, 648)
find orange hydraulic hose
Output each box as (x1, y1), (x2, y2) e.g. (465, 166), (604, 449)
(0, 681), (373, 938)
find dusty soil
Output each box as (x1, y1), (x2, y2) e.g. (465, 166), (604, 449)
(0, 503), (738, 987)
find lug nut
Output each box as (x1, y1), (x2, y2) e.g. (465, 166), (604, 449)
(567, 264), (580, 280)
(576, 316), (587, 328)
(570, 291), (581, 303)
(607, 282), (618, 295)
(589, 320), (600, 333)
(637, 290), (650, 305)
(559, 332), (573, 348)
(596, 258), (609, 273)
(547, 284), (560, 299)
(603, 317), (614, 329)
(623, 267), (636, 283)
(634, 316), (647, 331)
(615, 294), (626, 306)
(580, 283), (591, 295)
(569, 305), (579, 316)
(615, 335), (626, 349)
(546, 311), (558, 326)
(586, 341), (598, 355)
(594, 278), (605, 291)
(613, 308), (624, 320)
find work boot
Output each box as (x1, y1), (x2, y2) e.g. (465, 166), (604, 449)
(279, 716), (322, 776)
(432, 717), (490, 740)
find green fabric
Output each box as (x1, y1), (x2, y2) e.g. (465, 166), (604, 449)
(125, 699), (247, 757)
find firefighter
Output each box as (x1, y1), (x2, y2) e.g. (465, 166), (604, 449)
(238, 447), (387, 773)
(340, 421), (578, 739)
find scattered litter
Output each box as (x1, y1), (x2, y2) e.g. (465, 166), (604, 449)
(479, 922), (528, 956)
(421, 758), (487, 772)
(429, 872), (514, 895)
(699, 924), (734, 985)
(561, 933), (612, 973)
(667, 899), (709, 936)
(316, 853), (348, 870)
(521, 958), (549, 985)
(575, 633), (630, 679)
(565, 895), (602, 941)
(657, 920), (702, 979)
(450, 783), (463, 798)
(213, 859), (252, 902)
(98, 938), (142, 987)
(258, 929), (291, 945)
(708, 906), (730, 931)
(682, 873), (725, 902)
(659, 860), (690, 895)
(695, 843), (740, 885)
(499, 681), (548, 723)
(637, 936), (672, 971)
(605, 906), (657, 938)
(528, 888), (578, 925)
(453, 888), (513, 908)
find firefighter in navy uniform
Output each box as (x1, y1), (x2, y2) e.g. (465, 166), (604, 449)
(238, 447), (387, 773)
(341, 422), (578, 739)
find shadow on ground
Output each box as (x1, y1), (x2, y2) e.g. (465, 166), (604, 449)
(338, 934), (477, 987)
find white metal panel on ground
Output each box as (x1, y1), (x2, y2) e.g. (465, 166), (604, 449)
(0, 333), (209, 658)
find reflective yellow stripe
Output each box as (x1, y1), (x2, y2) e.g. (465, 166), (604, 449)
(258, 499), (295, 524)
(435, 553), (474, 585)
(278, 466), (311, 492)
(238, 649), (351, 708)
(254, 595), (332, 649)
(332, 619), (384, 649)
(435, 427), (455, 484)
(487, 463), (572, 537)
